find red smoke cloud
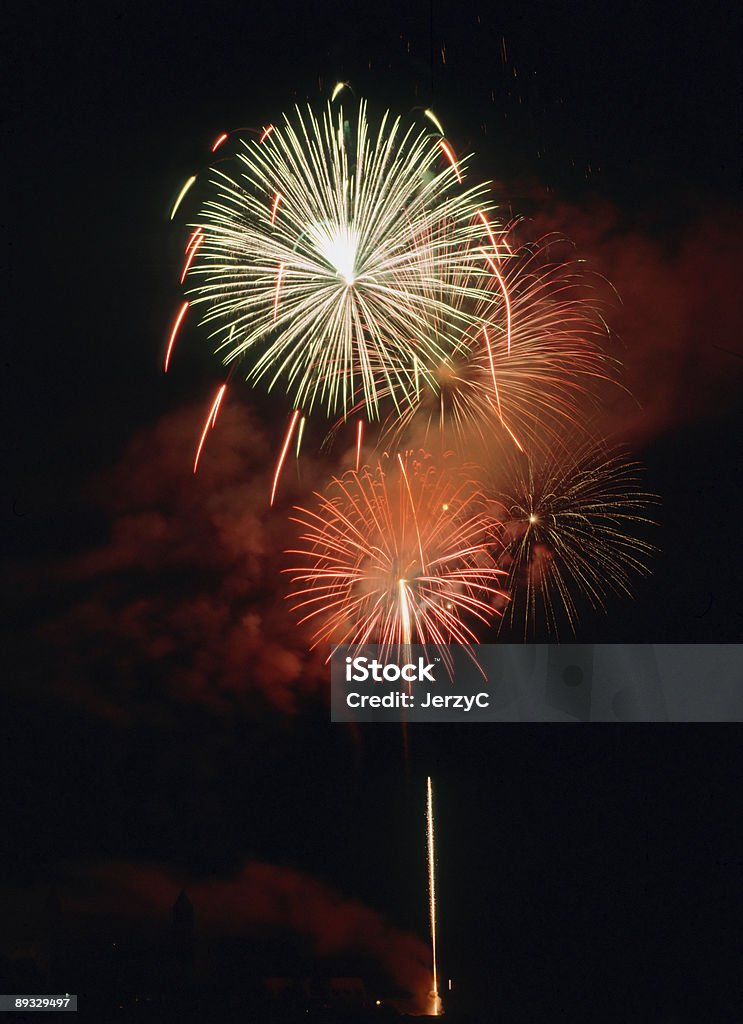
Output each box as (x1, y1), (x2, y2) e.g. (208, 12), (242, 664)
(61, 860), (432, 1011)
(527, 200), (743, 443)
(42, 401), (335, 720)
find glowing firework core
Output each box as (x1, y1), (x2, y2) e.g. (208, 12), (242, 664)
(308, 221), (359, 286)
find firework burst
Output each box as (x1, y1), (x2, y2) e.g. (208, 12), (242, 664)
(378, 238), (619, 456)
(285, 451), (507, 650)
(490, 439), (657, 636)
(187, 100), (500, 419)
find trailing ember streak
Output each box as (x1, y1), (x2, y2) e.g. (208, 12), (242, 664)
(295, 415), (306, 458)
(180, 231), (203, 283)
(170, 175), (196, 220)
(272, 263), (285, 321)
(397, 453), (426, 574)
(355, 420), (363, 472)
(164, 301), (189, 372)
(211, 132), (229, 152)
(185, 226), (203, 255)
(477, 210), (499, 253)
(480, 325), (523, 450)
(481, 325), (502, 414)
(193, 384), (227, 473)
(399, 579), (412, 647)
(270, 192), (282, 225)
(258, 124), (274, 143)
(427, 777), (441, 1016)
(270, 409), (301, 506)
(481, 250), (512, 354)
(424, 108), (445, 135)
(438, 139), (463, 183)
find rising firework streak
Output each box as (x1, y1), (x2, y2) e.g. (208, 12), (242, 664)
(427, 776), (442, 1016)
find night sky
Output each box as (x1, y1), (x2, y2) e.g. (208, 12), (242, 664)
(2, 1), (742, 1020)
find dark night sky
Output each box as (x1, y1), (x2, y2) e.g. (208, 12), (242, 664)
(2, 0), (743, 1019)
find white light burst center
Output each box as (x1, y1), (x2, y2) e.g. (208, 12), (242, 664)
(309, 221), (359, 285)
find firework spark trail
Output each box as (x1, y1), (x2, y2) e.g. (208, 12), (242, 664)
(426, 776), (441, 1017)
(285, 453), (506, 651)
(272, 263), (285, 321)
(170, 175), (196, 220)
(355, 420), (364, 472)
(270, 192), (282, 225)
(480, 250), (512, 354)
(295, 415), (306, 458)
(180, 230), (204, 284)
(164, 301), (189, 372)
(424, 108), (445, 135)
(187, 99), (498, 418)
(438, 139), (462, 183)
(193, 384), (227, 473)
(492, 439), (657, 636)
(185, 226), (204, 255)
(270, 409), (301, 506)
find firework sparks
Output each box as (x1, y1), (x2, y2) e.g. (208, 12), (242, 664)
(163, 98), (658, 640)
(180, 230), (204, 284)
(193, 384), (227, 473)
(426, 777), (441, 1017)
(164, 301), (189, 372)
(185, 226), (203, 255)
(438, 139), (463, 183)
(491, 439), (657, 636)
(270, 408), (301, 506)
(355, 419), (364, 472)
(295, 415), (306, 458)
(380, 239), (617, 456)
(424, 109), (445, 135)
(187, 100), (496, 418)
(480, 249), (512, 354)
(285, 452), (506, 650)
(269, 192), (282, 225)
(170, 174), (197, 220)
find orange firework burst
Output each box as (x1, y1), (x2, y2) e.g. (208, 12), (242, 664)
(284, 451), (507, 650)
(490, 439), (657, 636)
(380, 237), (618, 456)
